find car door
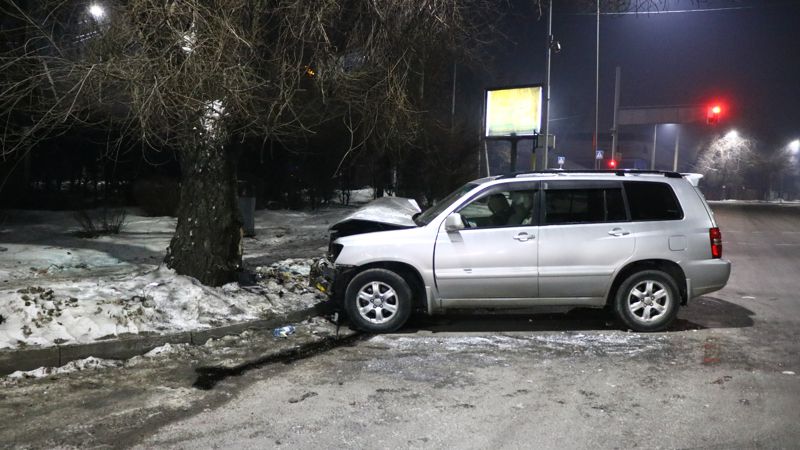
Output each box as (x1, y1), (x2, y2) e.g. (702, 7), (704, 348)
(537, 180), (635, 301)
(433, 182), (539, 302)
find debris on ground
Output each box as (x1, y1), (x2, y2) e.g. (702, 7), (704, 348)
(273, 325), (296, 338)
(288, 392), (318, 403)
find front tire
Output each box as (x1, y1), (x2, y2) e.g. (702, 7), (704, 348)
(344, 268), (412, 333)
(613, 270), (680, 332)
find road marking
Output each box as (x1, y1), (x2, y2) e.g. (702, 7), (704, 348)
(776, 243), (800, 247)
(742, 296), (756, 299)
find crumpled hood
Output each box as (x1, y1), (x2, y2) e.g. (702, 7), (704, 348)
(331, 196), (421, 231)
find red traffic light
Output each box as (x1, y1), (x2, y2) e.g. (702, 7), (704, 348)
(707, 104), (722, 124)
(607, 159), (617, 169)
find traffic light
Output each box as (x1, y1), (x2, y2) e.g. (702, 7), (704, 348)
(707, 104), (722, 125)
(607, 158), (618, 169)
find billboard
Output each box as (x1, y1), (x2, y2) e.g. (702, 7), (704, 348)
(484, 85), (542, 138)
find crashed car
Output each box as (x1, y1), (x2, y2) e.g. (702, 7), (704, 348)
(311, 170), (731, 333)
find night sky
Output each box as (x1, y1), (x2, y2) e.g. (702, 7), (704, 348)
(488, 0), (800, 169)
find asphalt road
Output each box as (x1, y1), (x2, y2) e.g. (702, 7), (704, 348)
(3, 203), (799, 449)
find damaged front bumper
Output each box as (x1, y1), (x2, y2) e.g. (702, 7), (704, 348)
(309, 258), (356, 307)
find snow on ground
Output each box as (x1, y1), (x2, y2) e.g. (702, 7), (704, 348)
(370, 332), (668, 357)
(0, 206), (353, 350)
(0, 209), (176, 282)
(3, 316), (336, 382)
(350, 188), (382, 205)
(4, 343), (191, 381)
(709, 199), (800, 206)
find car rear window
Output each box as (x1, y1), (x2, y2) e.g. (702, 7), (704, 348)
(624, 181), (683, 221)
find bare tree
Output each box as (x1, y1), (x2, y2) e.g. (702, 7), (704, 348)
(694, 133), (756, 200)
(0, 0), (503, 285)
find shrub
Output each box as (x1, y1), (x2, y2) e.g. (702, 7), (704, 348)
(73, 208), (127, 238)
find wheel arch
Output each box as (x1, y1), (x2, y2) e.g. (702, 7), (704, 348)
(350, 261), (428, 313)
(607, 259), (688, 306)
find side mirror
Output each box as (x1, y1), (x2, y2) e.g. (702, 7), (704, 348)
(444, 213), (465, 232)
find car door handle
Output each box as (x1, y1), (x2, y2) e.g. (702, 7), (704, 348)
(513, 232), (535, 242)
(608, 228), (630, 237)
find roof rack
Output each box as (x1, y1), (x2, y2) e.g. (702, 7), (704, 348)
(498, 169), (683, 179)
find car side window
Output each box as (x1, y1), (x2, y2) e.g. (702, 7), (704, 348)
(544, 187), (627, 225)
(624, 181), (683, 221)
(458, 188), (537, 229)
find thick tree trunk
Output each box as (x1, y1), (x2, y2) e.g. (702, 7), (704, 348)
(165, 144), (242, 286)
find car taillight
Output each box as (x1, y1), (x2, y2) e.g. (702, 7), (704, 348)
(710, 227), (722, 259)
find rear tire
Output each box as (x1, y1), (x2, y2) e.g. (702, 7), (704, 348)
(344, 268), (412, 333)
(613, 270), (680, 332)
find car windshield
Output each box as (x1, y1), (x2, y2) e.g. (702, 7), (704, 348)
(414, 182), (478, 226)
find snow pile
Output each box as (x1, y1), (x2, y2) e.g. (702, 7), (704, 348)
(0, 258), (326, 350)
(142, 342), (188, 357)
(6, 356), (122, 380)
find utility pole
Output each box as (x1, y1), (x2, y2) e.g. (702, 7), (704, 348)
(542, 0), (553, 169)
(594, 0), (600, 162)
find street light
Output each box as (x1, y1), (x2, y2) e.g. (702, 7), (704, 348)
(789, 139), (800, 154)
(88, 4), (105, 20)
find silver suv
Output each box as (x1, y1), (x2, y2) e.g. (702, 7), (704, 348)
(315, 170), (731, 333)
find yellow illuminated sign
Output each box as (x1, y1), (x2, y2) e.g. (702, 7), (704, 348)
(485, 86), (542, 137)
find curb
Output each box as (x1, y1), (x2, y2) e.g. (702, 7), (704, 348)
(0, 303), (330, 376)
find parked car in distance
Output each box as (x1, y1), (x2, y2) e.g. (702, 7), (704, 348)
(313, 170), (731, 333)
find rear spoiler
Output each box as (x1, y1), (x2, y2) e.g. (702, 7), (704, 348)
(681, 173), (704, 187)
